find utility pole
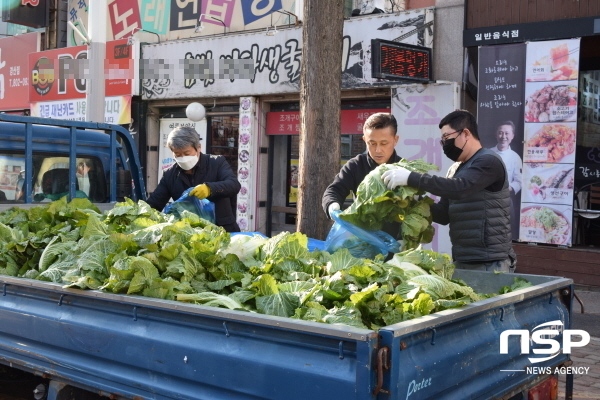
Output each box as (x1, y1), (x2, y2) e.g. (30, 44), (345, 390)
(86, 0), (107, 123)
(296, 0), (345, 240)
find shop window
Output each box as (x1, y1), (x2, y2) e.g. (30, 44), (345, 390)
(208, 115), (239, 176)
(341, 135), (352, 159)
(576, 70), (600, 189)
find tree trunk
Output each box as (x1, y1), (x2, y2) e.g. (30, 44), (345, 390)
(297, 0), (345, 240)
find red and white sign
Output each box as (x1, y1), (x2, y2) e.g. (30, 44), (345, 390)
(28, 39), (136, 103)
(0, 32), (41, 111)
(266, 109), (389, 135)
(108, 0), (142, 40)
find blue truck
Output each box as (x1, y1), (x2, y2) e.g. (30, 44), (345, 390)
(0, 116), (577, 400)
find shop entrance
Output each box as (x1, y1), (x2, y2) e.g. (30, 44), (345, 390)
(265, 100), (390, 235)
(207, 114), (239, 176)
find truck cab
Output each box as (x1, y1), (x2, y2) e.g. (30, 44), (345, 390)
(0, 114), (146, 209)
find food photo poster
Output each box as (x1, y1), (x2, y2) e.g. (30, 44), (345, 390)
(519, 38), (580, 246)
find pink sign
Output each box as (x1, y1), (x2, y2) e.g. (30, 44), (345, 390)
(0, 32), (40, 111)
(266, 109), (389, 135)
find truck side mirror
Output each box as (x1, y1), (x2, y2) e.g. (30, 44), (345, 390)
(116, 170), (132, 199)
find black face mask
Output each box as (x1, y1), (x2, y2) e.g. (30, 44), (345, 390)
(442, 138), (464, 162)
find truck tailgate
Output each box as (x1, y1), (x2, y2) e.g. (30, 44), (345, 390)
(377, 270), (573, 400)
(0, 276), (378, 400)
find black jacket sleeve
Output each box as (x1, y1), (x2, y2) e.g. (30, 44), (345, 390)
(205, 156), (241, 200)
(322, 158), (361, 217)
(406, 154), (505, 200)
(146, 172), (174, 211)
(430, 196), (450, 225)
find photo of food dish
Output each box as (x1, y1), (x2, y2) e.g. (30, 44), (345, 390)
(523, 123), (576, 163)
(522, 163), (574, 204)
(526, 39), (579, 82)
(519, 205), (571, 245)
(525, 82), (577, 123)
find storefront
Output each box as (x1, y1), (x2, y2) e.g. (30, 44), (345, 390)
(464, 8), (600, 287)
(141, 8), (435, 233)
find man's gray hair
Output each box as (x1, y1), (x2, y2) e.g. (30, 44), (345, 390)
(167, 126), (201, 151)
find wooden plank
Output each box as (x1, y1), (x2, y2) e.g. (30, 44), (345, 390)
(470, 0), (483, 30)
(527, 0), (537, 24)
(514, 244), (558, 258)
(519, 0), (529, 24)
(588, 0), (599, 19)
(516, 255), (600, 275)
(514, 243), (600, 265)
(564, 0), (578, 20)
(577, 0), (594, 18)
(511, 0), (521, 25)
(466, 0), (474, 30)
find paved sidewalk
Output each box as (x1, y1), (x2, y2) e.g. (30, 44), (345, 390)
(558, 337), (600, 399)
(558, 289), (600, 400)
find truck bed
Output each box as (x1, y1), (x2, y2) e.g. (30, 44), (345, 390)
(0, 270), (573, 400)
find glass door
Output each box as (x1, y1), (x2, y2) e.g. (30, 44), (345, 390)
(208, 115), (239, 176)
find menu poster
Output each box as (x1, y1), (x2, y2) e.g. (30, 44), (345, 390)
(519, 204), (572, 246)
(519, 38), (581, 246)
(522, 163), (574, 204)
(523, 122), (577, 164)
(478, 43), (526, 241)
(524, 81), (578, 123)
(526, 39), (580, 82)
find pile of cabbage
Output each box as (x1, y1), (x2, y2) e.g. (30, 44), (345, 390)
(0, 197), (530, 330)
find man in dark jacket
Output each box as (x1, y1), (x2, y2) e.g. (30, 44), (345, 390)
(322, 112), (403, 239)
(382, 110), (516, 271)
(147, 126), (241, 232)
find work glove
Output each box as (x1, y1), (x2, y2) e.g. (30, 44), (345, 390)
(382, 167), (411, 190)
(328, 202), (340, 218)
(190, 183), (211, 200)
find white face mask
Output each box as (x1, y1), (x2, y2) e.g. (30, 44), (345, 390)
(175, 154), (198, 170)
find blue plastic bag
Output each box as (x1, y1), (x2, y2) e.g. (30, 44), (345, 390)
(163, 187), (216, 223)
(325, 210), (400, 259)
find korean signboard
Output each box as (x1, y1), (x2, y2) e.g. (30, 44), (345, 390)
(265, 109), (389, 135)
(0, 32), (41, 111)
(28, 39), (137, 124)
(141, 9), (434, 99)
(477, 43), (527, 241)
(392, 82), (460, 256)
(67, 0), (301, 45)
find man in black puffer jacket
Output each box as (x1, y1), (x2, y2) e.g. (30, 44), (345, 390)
(147, 126), (241, 232)
(322, 112), (403, 240)
(382, 110), (516, 272)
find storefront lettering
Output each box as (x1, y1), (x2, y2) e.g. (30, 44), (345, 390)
(579, 166), (600, 179)
(404, 96), (438, 125)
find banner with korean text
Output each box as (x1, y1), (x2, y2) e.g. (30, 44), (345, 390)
(477, 43), (527, 241)
(392, 82), (460, 256)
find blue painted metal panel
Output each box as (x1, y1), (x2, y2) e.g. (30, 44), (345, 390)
(0, 114), (146, 202)
(378, 287), (572, 400)
(0, 281), (378, 400)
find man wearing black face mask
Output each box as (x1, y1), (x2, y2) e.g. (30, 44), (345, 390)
(381, 110), (516, 272)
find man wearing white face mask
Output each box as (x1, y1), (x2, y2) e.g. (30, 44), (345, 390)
(146, 126), (241, 232)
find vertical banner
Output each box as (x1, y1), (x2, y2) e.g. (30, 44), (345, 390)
(519, 38), (580, 246)
(158, 118), (207, 182)
(392, 82), (460, 256)
(237, 97), (256, 232)
(477, 44), (527, 241)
